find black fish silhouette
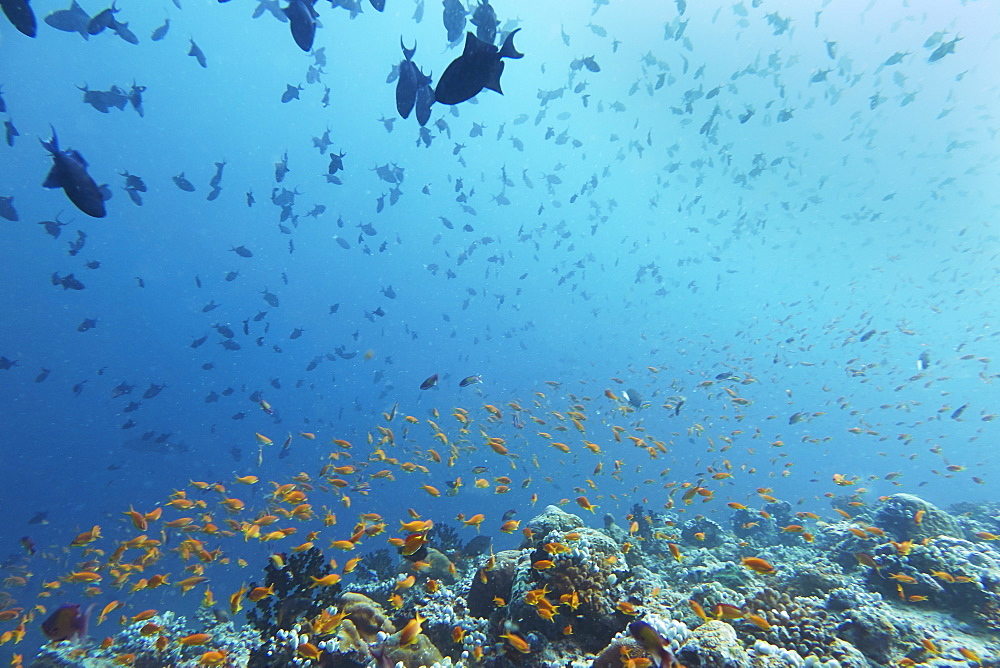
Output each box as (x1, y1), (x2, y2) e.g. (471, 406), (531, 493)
(40, 127), (109, 218)
(435, 30), (522, 105)
(1, 0), (37, 37)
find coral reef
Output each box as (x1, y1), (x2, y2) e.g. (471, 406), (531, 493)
(358, 548), (395, 583)
(872, 494), (963, 542)
(19, 493), (1000, 668)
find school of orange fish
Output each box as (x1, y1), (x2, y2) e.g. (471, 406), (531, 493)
(1, 362), (997, 667)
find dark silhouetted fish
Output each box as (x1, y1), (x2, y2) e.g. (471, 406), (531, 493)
(928, 36), (961, 62)
(0, 195), (17, 221)
(44, 0), (90, 39)
(172, 172), (195, 192)
(1, 0), (37, 37)
(442, 0), (465, 43)
(275, 151), (289, 181)
(67, 229), (86, 255)
(78, 84), (128, 113)
(284, 0), (318, 52)
(396, 39), (418, 119)
(281, 83), (302, 103)
(111, 20), (137, 44)
(87, 2), (117, 34)
(127, 83), (145, 115)
(142, 382), (166, 399)
(419, 373), (438, 390)
(369, 0), (384, 11)
(38, 214), (67, 238)
(3, 119), (17, 146)
(41, 604), (88, 642)
(150, 17), (169, 40)
(470, 0), (497, 45)
(110, 381), (133, 398)
(209, 161), (225, 188)
(51, 272), (85, 290)
(40, 127), (109, 218)
(414, 69), (434, 126)
(260, 287), (279, 307)
(622, 388), (642, 409)
(120, 170), (146, 192)
(188, 39), (207, 67)
(435, 30), (522, 105)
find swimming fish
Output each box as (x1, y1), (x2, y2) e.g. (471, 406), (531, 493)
(41, 603), (89, 642)
(40, 127), (109, 218)
(396, 39), (419, 119)
(435, 29), (522, 105)
(0, 0), (37, 37)
(284, 0), (318, 52)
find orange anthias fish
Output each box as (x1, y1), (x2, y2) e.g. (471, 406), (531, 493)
(741, 557), (776, 575)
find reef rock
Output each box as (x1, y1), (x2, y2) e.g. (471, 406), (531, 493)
(338, 592), (395, 638)
(382, 631), (444, 668)
(522, 505), (585, 542)
(467, 549), (519, 617)
(677, 620), (752, 668)
(836, 606), (900, 665)
(873, 493), (963, 541)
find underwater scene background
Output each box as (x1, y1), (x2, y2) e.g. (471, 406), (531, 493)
(1, 0), (999, 666)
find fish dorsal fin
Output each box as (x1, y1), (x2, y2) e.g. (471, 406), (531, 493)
(462, 31), (490, 57)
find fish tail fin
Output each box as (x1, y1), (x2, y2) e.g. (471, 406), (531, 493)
(40, 125), (58, 154)
(401, 36), (416, 60)
(499, 28), (523, 59)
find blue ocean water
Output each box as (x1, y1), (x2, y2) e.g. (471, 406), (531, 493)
(0, 0), (997, 661)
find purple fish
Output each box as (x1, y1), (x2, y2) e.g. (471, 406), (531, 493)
(41, 604), (90, 642)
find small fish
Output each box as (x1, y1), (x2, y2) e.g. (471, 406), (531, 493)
(459, 374), (481, 387)
(150, 17), (168, 40)
(419, 373), (438, 390)
(40, 127), (109, 218)
(928, 36), (961, 63)
(188, 39), (207, 68)
(629, 620), (677, 668)
(230, 245), (253, 258)
(741, 556), (775, 575)
(170, 173), (196, 193)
